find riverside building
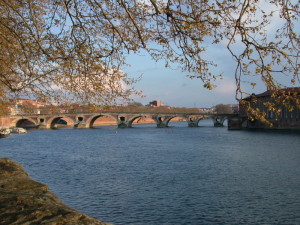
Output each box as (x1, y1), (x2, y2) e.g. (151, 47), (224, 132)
(239, 87), (300, 129)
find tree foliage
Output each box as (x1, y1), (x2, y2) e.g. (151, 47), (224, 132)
(214, 104), (234, 114)
(0, 0), (299, 117)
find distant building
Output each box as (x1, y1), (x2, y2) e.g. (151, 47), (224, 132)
(9, 99), (45, 115)
(148, 100), (163, 107)
(198, 107), (215, 113)
(239, 87), (300, 129)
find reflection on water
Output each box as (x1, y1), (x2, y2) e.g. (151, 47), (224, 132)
(1, 121), (300, 225)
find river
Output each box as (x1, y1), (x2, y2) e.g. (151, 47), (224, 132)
(1, 120), (300, 225)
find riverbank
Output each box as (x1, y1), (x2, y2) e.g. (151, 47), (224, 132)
(0, 158), (110, 225)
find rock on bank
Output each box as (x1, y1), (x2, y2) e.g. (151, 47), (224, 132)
(0, 158), (110, 225)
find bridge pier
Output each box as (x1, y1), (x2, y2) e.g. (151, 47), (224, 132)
(156, 122), (168, 128)
(186, 116), (203, 127)
(152, 116), (170, 128)
(38, 124), (49, 129)
(37, 117), (48, 129)
(75, 122), (89, 129)
(227, 115), (246, 130)
(74, 115), (90, 128)
(212, 115), (226, 127)
(187, 121), (199, 127)
(118, 123), (130, 128)
(117, 115), (132, 128)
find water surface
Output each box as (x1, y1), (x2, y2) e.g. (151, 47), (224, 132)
(1, 121), (300, 224)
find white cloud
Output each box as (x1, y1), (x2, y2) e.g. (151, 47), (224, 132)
(214, 77), (236, 95)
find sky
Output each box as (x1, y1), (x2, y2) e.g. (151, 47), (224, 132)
(123, 46), (261, 108)
(121, 1), (298, 108)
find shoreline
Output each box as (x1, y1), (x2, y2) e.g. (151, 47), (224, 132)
(0, 158), (111, 225)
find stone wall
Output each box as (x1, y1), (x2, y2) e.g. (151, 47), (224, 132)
(0, 117), (11, 127)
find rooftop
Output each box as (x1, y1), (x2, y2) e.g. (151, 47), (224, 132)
(243, 87), (300, 100)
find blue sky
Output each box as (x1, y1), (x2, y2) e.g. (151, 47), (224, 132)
(124, 45), (264, 108)
(125, 53), (235, 108)
(122, 1), (298, 108)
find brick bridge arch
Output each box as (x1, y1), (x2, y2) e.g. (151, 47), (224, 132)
(47, 116), (76, 129)
(11, 117), (38, 128)
(85, 114), (119, 128)
(126, 115), (156, 127)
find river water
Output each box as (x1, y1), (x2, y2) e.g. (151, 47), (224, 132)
(1, 120), (300, 225)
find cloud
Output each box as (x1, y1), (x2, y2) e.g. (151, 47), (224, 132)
(214, 78), (236, 95)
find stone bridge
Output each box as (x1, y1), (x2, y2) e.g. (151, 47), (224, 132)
(4, 112), (237, 129)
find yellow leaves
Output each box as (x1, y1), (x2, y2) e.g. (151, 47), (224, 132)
(255, 67), (261, 74)
(249, 6), (257, 13)
(210, 20), (222, 26)
(278, 50), (289, 58)
(158, 38), (168, 44)
(203, 82), (214, 90)
(0, 100), (10, 116)
(263, 102), (276, 111)
(265, 64), (272, 71)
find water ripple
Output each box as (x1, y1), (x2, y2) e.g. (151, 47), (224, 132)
(1, 122), (300, 224)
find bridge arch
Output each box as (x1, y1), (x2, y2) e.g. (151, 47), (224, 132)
(164, 115), (187, 126)
(127, 115), (156, 127)
(48, 116), (76, 129)
(12, 117), (38, 128)
(86, 114), (118, 128)
(152, 115), (186, 128)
